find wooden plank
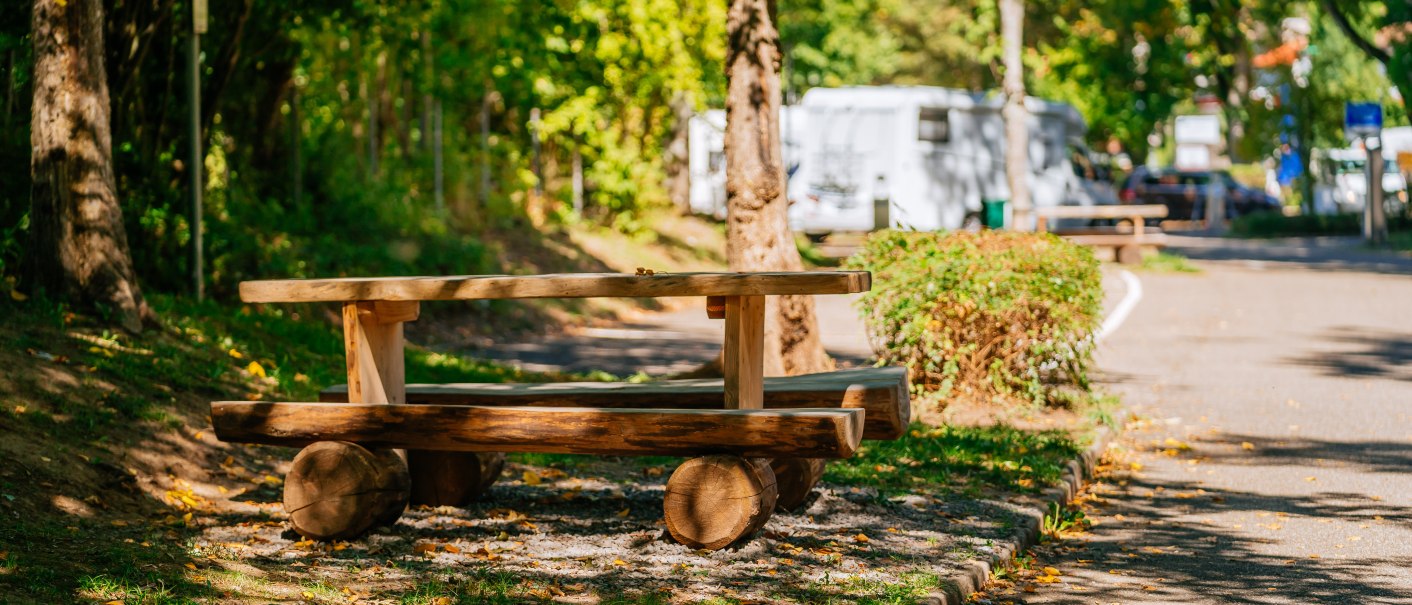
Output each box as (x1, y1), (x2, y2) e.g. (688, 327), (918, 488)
(1048, 226), (1164, 237)
(1061, 233), (1168, 248)
(240, 271), (871, 303)
(723, 295), (766, 410)
(343, 302), (405, 405)
(210, 403), (866, 459)
(320, 366), (911, 440)
(1034, 204), (1168, 220)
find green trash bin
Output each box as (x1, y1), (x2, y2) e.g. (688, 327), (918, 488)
(982, 199), (1007, 229)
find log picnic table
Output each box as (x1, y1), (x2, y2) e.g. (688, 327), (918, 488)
(210, 271), (910, 550)
(1035, 203), (1169, 264)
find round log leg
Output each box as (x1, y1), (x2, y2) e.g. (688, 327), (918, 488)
(1116, 243), (1142, 265)
(283, 441), (410, 540)
(407, 451), (506, 507)
(664, 455), (778, 550)
(770, 458), (825, 512)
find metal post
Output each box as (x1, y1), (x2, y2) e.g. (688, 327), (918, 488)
(433, 99), (444, 212)
(1368, 136), (1387, 244)
(530, 107), (543, 197)
(189, 3), (205, 301)
(572, 140), (584, 215)
(290, 86), (301, 208)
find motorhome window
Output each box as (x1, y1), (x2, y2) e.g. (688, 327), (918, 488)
(917, 108), (950, 142)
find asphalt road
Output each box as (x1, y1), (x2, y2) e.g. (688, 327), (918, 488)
(1012, 238), (1412, 604)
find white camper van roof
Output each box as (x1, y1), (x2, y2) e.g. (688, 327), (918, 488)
(797, 85), (1085, 132)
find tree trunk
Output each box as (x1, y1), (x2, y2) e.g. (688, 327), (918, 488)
(665, 93), (693, 214)
(724, 0), (830, 376)
(28, 0), (148, 333)
(1000, 0), (1031, 230)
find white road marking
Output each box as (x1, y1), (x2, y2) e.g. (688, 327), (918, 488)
(1097, 269), (1143, 343)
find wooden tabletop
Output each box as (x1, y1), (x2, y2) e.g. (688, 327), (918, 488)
(240, 271), (871, 303)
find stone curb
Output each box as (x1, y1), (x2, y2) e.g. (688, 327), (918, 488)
(919, 417), (1125, 605)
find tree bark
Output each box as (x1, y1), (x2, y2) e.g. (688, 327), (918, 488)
(1000, 0), (1031, 230)
(28, 0), (148, 332)
(724, 0), (831, 376)
(665, 92), (693, 214)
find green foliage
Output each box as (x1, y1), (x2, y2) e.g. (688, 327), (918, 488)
(1139, 251), (1201, 273)
(845, 230), (1102, 406)
(1230, 211), (1412, 237)
(826, 422), (1085, 496)
(1041, 500), (1090, 540)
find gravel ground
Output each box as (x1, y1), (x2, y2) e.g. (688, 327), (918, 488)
(192, 455), (1046, 603)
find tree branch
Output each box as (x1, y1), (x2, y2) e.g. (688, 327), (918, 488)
(1322, 0), (1391, 64)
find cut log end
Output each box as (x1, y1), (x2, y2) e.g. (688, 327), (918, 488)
(664, 455), (777, 550)
(407, 451), (505, 507)
(283, 441), (410, 540)
(1116, 244), (1143, 265)
(770, 458), (825, 512)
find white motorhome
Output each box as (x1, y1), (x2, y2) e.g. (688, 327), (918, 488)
(1311, 134), (1408, 215)
(786, 86), (1104, 233)
(688, 108), (808, 219)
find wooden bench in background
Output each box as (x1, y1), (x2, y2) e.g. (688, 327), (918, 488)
(1035, 204), (1169, 264)
(210, 271), (910, 551)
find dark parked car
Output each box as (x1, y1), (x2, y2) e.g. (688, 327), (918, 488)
(1119, 166), (1280, 220)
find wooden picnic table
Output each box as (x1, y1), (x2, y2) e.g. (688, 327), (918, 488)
(1035, 204), (1169, 264)
(210, 271), (909, 550)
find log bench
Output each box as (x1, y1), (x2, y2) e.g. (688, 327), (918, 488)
(210, 271), (909, 550)
(1035, 204), (1169, 264)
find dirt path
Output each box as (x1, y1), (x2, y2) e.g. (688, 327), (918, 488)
(1010, 239), (1412, 604)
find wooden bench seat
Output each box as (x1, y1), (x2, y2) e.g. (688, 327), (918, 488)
(211, 402), (865, 459)
(1036, 204), (1169, 264)
(319, 367), (910, 440)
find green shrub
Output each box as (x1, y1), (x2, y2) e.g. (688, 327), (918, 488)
(1231, 211), (1411, 238)
(844, 230), (1102, 406)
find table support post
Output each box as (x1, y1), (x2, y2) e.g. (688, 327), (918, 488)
(723, 295), (765, 409)
(343, 301), (414, 405)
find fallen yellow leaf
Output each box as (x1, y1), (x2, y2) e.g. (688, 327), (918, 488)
(1042, 566), (1061, 576)
(228, 349), (244, 359)
(853, 533), (870, 543)
(612, 558), (628, 566)
(616, 508), (630, 518)
(1241, 442), (1255, 451)
(246, 361), (266, 378)
(9, 289), (27, 302)
(522, 470), (542, 485)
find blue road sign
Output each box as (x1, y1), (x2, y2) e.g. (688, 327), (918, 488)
(1346, 102), (1383, 138)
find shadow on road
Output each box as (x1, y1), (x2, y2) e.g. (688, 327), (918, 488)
(1167, 234), (1412, 275)
(1281, 326), (1412, 382)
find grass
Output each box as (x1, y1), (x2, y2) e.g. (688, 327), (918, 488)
(826, 422), (1084, 498)
(1139, 251), (1201, 273)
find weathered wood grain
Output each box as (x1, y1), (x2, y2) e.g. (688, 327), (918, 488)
(240, 271), (871, 303)
(319, 367), (910, 440)
(211, 403), (865, 459)
(283, 441), (410, 540)
(770, 458), (826, 512)
(406, 451), (504, 507)
(723, 295), (765, 410)
(664, 456), (777, 550)
(1034, 204), (1168, 220)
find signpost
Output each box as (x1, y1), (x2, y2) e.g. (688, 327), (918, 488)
(190, 0), (207, 300)
(1346, 102), (1386, 244)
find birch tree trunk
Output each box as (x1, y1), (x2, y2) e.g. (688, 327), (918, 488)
(724, 0), (830, 376)
(28, 0), (148, 332)
(1000, 0), (1031, 230)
